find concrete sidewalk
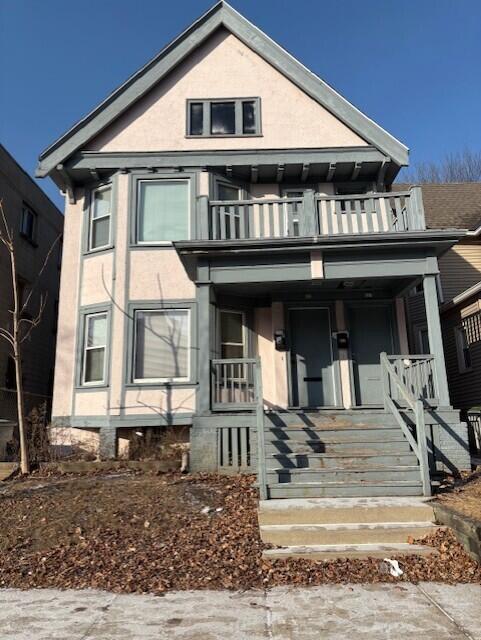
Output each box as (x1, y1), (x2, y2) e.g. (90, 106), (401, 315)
(1, 583), (480, 639)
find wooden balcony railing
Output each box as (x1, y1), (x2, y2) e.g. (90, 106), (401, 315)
(204, 187), (425, 241)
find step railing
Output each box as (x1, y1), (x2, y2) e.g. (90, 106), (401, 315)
(205, 187), (425, 241)
(380, 352), (431, 496)
(385, 355), (438, 405)
(211, 357), (267, 499)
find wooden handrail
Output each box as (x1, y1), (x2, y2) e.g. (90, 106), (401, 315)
(381, 352), (431, 496)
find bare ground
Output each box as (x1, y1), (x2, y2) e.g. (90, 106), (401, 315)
(435, 471), (481, 521)
(0, 471), (480, 594)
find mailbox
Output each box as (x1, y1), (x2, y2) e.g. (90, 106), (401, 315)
(274, 330), (287, 351)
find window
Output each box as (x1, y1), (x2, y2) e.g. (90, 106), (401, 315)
(20, 205), (36, 242)
(89, 186), (111, 250)
(82, 312), (108, 385)
(455, 325), (472, 373)
(134, 309), (190, 382)
(187, 98), (261, 137)
(219, 310), (245, 358)
(137, 180), (189, 243)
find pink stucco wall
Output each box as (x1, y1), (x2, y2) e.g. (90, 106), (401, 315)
(87, 29), (367, 153)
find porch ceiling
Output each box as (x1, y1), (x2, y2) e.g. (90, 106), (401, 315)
(214, 276), (417, 300)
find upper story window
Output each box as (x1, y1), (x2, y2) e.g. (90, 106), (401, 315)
(187, 98), (261, 137)
(137, 179), (190, 244)
(20, 205), (36, 243)
(89, 185), (111, 251)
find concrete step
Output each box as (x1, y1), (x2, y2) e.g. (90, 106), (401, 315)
(0, 462), (18, 481)
(258, 497), (435, 525)
(263, 543), (438, 560)
(267, 466), (421, 484)
(260, 521), (439, 546)
(268, 480), (423, 499)
(269, 453), (419, 470)
(265, 440), (413, 454)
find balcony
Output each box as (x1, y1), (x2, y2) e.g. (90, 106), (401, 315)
(199, 187), (425, 242)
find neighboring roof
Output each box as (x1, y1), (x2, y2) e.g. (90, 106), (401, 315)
(395, 182), (481, 231)
(36, 1), (408, 178)
(441, 280), (481, 312)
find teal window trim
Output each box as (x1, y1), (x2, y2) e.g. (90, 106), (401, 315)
(186, 98), (262, 138)
(76, 303), (113, 389)
(129, 171), (198, 247)
(125, 299), (197, 388)
(83, 175), (117, 255)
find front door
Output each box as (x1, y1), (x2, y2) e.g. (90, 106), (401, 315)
(348, 304), (394, 406)
(289, 307), (335, 407)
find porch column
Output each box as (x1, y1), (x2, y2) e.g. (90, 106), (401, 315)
(196, 261), (212, 414)
(423, 274), (450, 406)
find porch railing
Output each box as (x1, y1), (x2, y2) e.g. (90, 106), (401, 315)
(207, 187), (425, 241)
(380, 352), (431, 496)
(385, 355), (438, 405)
(211, 357), (267, 499)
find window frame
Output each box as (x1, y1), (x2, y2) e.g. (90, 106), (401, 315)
(126, 300), (197, 388)
(131, 174), (195, 246)
(455, 325), (472, 373)
(218, 309), (247, 360)
(88, 183), (112, 252)
(20, 204), (37, 244)
(186, 98), (262, 138)
(80, 310), (109, 387)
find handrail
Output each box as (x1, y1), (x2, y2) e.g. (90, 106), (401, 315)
(381, 352), (431, 496)
(210, 357), (267, 500)
(253, 357), (267, 500)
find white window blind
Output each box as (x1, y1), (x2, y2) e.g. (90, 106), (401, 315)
(82, 312), (107, 384)
(90, 186), (111, 250)
(134, 310), (189, 380)
(137, 180), (189, 243)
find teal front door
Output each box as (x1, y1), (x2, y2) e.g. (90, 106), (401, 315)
(348, 304), (394, 406)
(289, 307), (335, 407)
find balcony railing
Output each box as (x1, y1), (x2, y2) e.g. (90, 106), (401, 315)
(205, 187), (425, 241)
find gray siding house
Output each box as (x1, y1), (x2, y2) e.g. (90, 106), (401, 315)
(37, 2), (470, 499)
(0, 144), (63, 425)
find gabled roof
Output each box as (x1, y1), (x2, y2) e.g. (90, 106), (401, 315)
(36, 1), (409, 178)
(395, 182), (481, 231)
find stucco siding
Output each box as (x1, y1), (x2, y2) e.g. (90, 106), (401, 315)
(74, 391), (109, 416)
(80, 252), (114, 306)
(439, 242), (481, 302)
(87, 30), (367, 154)
(129, 250), (195, 301)
(123, 387), (195, 415)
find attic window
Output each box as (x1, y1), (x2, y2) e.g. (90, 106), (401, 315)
(187, 98), (261, 137)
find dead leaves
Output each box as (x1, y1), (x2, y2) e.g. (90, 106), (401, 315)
(0, 472), (479, 594)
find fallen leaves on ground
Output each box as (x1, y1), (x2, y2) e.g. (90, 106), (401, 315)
(0, 472), (479, 594)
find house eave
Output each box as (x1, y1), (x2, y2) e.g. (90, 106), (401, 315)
(36, 1), (408, 180)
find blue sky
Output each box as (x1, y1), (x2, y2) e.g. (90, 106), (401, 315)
(1, 0), (480, 209)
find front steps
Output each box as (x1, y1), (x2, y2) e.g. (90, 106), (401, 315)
(263, 411), (426, 498)
(259, 496), (440, 560)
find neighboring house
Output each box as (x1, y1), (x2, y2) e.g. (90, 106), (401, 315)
(399, 183), (481, 449)
(37, 2), (470, 498)
(0, 144), (63, 423)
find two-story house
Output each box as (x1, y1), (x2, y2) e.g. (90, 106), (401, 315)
(0, 144), (63, 430)
(37, 1), (470, 499)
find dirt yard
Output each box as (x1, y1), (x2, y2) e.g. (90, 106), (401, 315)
(436, 471), (481, 520)
(0, 471), (480, 594)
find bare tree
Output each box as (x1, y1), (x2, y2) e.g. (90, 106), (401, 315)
(0, 200), (60, 473)
(402, 149), (481, 183)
